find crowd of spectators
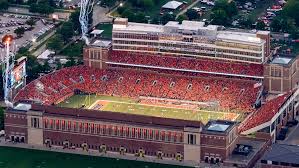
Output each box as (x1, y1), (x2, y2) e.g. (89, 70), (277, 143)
(239, 91), (293, 132)
(14, 66), (261, 112)
(108, 51), (264, 77)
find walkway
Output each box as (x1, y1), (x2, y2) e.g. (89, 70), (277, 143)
(175, 0), (200, 19)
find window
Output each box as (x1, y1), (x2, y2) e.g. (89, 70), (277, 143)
(44, 119), (48, 129)
(281, 162), (289, 166)
(188, 134), (196, 145)
(31, 117), (39, 128)
(271, 67), (282, 77)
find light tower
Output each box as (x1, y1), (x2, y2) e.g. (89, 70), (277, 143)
(79, 0), (94, 45)
(2, 34), (15, 107)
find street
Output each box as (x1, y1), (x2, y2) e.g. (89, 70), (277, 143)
(281, 123), (299, 145)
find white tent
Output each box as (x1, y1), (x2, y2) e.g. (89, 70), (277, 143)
(37, 49), (55, 60)
(162, 1), (183, 10)
(90, 29), (104, 35)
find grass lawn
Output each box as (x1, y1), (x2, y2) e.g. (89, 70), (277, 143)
(58, 95), (239, 124)
(61, 41), (84, 57)
(0, 146), (186, 168)
(96, 23), (113, 39)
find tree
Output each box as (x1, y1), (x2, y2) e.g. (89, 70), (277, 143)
(211, 9), (229, 26)
(56, 60), (62, 69)
(160, 13), (175, 25)
(135, 12), (146, 23)
(100, 0), (116, 8)
(239, 16), (254, 29)
(270, 17), (282, 32)
(142, 0), (154, 8)
(47, 35), (64, 53)
(211, 0), (238, 25)
(226, 1), (238, 17)
(0, 0), (9, 10)
(63, 42), (83, 57)
(117, 6), (126, 15)
(64, 57), (76, 67)
(177, 15), (188, 24)
(282, 0), (299, 26)
(58, 21), (74, 41)
(256, 21), (266, 30)
(186, 9), (199, 20)
(42, 61), (51, 73)
(26, 18), (36, 27)
(26, 54), (42, 80)
(122, 9), (136, 22)
(14, 27), (26, 37)
(69, 10), (81, 33)
(29, 3), (54, 15)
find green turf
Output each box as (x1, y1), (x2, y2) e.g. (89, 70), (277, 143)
(58, 95), (238, 124)
(0, 146), (187, 168)
(58, 95), (136, 108)
(96, 23), (113, 39)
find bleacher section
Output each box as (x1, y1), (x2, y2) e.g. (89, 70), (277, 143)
(14, 66), (260, 112)
(107, 51), (264, 78)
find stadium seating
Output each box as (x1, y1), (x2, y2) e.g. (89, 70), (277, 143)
(108, 51), (263, 77)
(239, 91), (293, 132)
(14, 66), (260, 112)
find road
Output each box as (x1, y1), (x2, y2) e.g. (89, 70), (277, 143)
(30, 29), (56, 56)
(92, 5), (113, 26)
(175, 0), (200, 19)
(282, 123), (299, 145)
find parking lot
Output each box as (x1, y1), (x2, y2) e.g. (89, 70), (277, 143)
(0, 14), (55, 58)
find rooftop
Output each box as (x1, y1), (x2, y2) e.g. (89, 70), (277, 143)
(113, 19), (265, 44)
(90, 29), (104, 35)
(162, 0), (182, 10)
(113, 22), (164, 33)
(217, 31), (263, 44)
(225, 138), (266, 166)
(90, 40), (111, 47)
(261, 144), (299, 165)
(202, 120), (236, 134)
(13, 103), (31, 111)
(271, 57), (293, 65)
(268, 54), (298, 66)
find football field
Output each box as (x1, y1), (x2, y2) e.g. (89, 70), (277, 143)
(58, 95), (240, 124)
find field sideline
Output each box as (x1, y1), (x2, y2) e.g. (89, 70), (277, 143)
(58, 95), (240, 124)
(0, 146), (185, 168)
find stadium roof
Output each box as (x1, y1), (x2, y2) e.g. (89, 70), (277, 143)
(261, 144), (299, 165)
(162, 1), (183, 10)
(29, 104), (203, 129)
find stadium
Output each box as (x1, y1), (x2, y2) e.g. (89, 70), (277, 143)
(4, 19), (299, 167)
